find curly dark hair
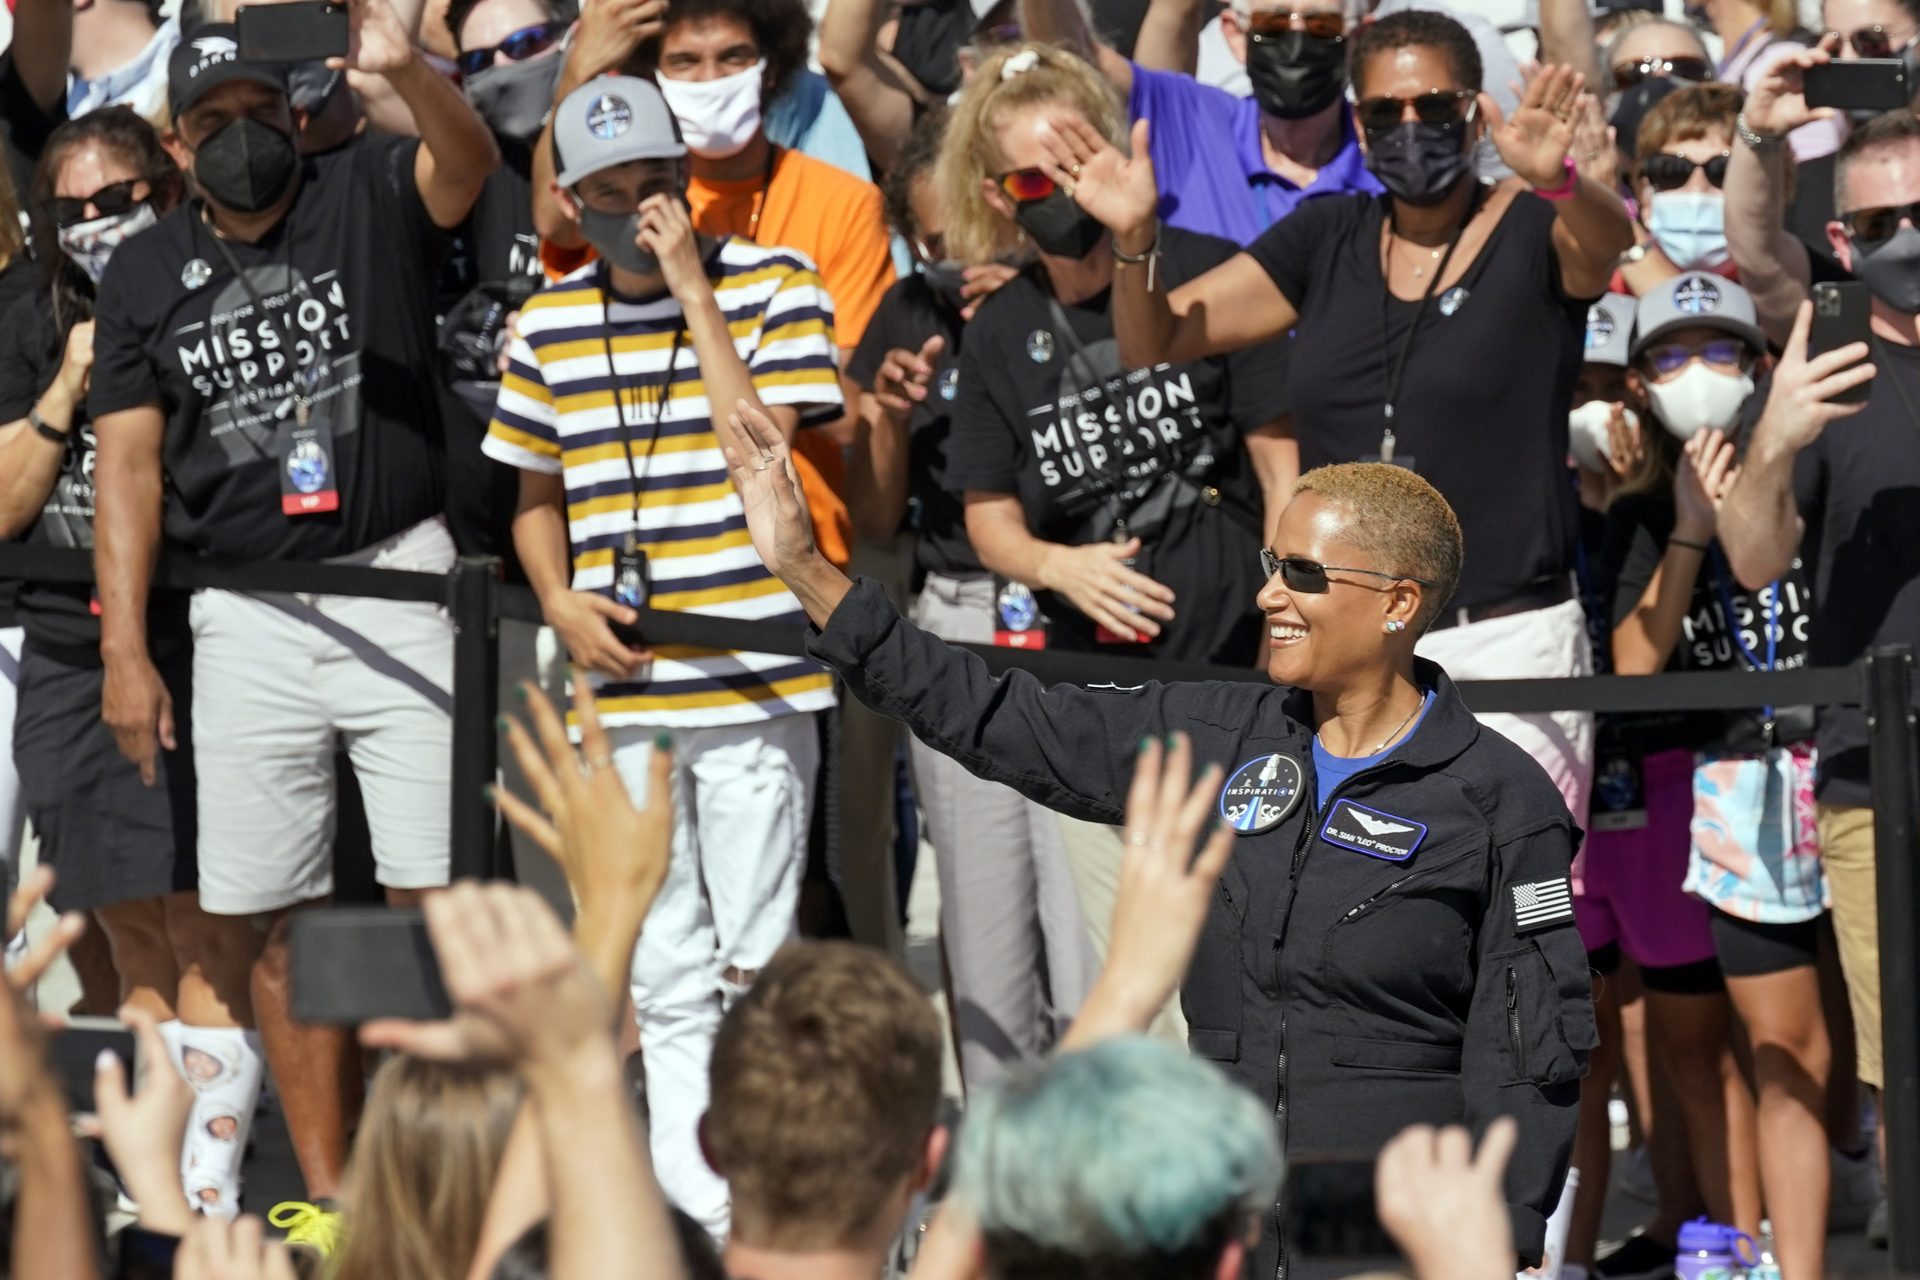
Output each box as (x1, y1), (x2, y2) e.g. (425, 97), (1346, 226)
(636, 0), (813, 106)
(880, 107), (949, 240)
(29, 107), (184, 337)
(1350, 9), (1483, 97)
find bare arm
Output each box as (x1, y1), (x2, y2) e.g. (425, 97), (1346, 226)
(1241, 418), (1297, 543)
(0, 323), (93, 540)
(1020, 0), (1134, 93)
(1611, 552), (1706, 675)
(388, 56), (500, 228)
(1130, 0), (1205, 76)
(94, 404), (176, 783)
(1116, 244), (1297, 369)
(1534, 0), (1600, 89)
(7, 0), (72, 118)
(1545, 173), (1637, 298)
(844, 395), (911, 542)
(817, 0), (921, 171)
(1723, 43), (1838, 346)
(965, 492), (1178, 643)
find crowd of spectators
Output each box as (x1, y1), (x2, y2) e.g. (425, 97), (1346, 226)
(0, 0), (1915, 1271)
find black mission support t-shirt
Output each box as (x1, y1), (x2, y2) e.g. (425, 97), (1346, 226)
(1246, 188), (1589, 615)
(88, 134), (450, 562)
(847, 273), (979, 579)
(1788, 339), (1920, 806)
(946, 226), (1289, 664)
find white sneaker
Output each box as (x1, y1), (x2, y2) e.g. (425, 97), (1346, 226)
(1830, 1145), (1883, 1232)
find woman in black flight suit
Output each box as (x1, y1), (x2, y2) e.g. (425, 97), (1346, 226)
(725, 407), (1596, 1279)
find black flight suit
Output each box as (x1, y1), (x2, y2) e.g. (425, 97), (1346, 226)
(806, 579), (1598, 1280)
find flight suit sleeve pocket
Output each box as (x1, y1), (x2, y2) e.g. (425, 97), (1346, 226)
(1331, 1036), (1462, 1074)
(1186, 1028), (1241, 1062)
(1492, 941), (1592, 1088)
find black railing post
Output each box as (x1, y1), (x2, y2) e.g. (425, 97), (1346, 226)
(1870, 644), (1920, 1272)
(448, 555), (502, 882)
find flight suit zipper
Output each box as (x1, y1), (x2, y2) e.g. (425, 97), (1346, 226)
(1506, 965), (1524, 1077)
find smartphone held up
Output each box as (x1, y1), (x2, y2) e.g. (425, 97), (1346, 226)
(236, 0), (350, 64)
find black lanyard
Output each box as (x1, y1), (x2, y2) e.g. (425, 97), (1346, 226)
(600, 265), (685, 541)
(196, 200), (307, 427)
(1377, 183), (1486, 452)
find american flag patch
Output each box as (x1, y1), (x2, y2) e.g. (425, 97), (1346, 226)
(1512, 878), (1574, 933)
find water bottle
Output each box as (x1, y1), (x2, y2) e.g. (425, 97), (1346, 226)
(1675, 1217), (1757, 1280)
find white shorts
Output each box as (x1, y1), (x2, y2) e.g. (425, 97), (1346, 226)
(1416, 596), (1596, 828)
(190, 520), (456, 915)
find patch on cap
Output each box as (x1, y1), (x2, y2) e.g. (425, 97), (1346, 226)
(1673, 276), (1722, 315)
(586, 94), (633, 139)
(1585, 305), (1616, 350)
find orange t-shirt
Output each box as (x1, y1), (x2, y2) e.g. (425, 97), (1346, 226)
(687, 147), (896, 351)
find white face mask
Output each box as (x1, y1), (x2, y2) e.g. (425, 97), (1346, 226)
(657, 60), (767, 159)
(56, 202), (159, 284)
(1645, 361), (1753, 441)
(1567, 399), (1639, 472)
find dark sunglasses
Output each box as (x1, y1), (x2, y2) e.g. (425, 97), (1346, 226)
(1247, 9), (1347, 39)
(1642, 337), (1752, 378)
(1641, 151), (1730, 191)
(1824, 24), (1916, 57)
(1610, 55), (1711, 91)
(1843, 201), (1920, 245)
(457, 20), (566, 77)
(1355, 90), (1474, 136)
(996, 167), (1059, 203)
(47, 179), (143, 227)
(1260, 549), (1435, 592)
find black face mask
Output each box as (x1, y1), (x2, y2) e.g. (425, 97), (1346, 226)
(920, 258), (970, 311)
(194, 117), (299, 213)
(1245, 31), (1348, 120)
(577, 207), (661, 277)
(287, 61), (344, 115)
(1364, 120), (1473, 207)
(467, 54), (564, 146)
(1014, 192), (1107, 259)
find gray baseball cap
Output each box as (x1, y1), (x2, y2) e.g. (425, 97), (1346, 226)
(552, 76), (686, 189)
(1582, 294), (1636, 369)
(1631, 272), (1767, 359)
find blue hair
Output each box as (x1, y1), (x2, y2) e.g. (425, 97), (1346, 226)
(953, 1037), (1283, 1261)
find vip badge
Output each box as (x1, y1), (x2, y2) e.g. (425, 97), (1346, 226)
(181, 258), (213, 290)
(997, 580), (1039, 632)
(1026, 330), (1054, 363)
(286, 439), (329, 494)
(1219, 753), (1305, 835)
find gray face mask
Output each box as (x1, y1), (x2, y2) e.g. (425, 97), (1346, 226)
(466, 54), (564, 146)
(577, 206), (660, 277)
(1853, 224), (1920, 315)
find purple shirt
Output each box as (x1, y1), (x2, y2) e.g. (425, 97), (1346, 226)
(1128, 63), (1381, 246)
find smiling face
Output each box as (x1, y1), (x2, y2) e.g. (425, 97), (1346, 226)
(1255, 494), (1423, 689)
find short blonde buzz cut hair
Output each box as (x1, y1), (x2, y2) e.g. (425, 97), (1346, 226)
(1289, 463), (1464, 634)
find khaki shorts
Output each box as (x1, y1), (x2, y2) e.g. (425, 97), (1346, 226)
(1820, 803), (1880, 1088)
(1055, 814), (1187, 1047)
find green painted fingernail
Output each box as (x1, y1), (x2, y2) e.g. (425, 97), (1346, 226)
(495, 716), (509, 734)
(1139, 737), (1153, 754)
(515, 685), (529, 703)
(654, 732), (671, 749)
(483, 784), (497, 803)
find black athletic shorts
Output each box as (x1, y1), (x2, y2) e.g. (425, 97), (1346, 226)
(12, 643), (196, 913)
(1710, 909), (1824, 979)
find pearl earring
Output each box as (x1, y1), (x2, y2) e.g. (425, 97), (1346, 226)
(1385, 619), (1406, 634)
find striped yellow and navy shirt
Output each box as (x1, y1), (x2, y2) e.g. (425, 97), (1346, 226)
(481, 238), (841, 728)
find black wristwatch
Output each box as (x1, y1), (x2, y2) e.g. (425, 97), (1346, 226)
(28, 407), (69, 444)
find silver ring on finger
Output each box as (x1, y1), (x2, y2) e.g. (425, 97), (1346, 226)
(583, 754), (614, 775)
(1070, 161), (1083, 176)
(1063, 180), (1076, 200)
(1127, 830), (1150, 847)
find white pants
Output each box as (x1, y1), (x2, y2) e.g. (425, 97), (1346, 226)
(618, 711), (820, 1236)
(0, 627), (22, 902)
(1416, 597), (1595, 828)
(189, 520), (456, 914)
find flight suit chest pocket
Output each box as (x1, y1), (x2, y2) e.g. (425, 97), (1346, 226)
(1493, 939), (1597, 1088)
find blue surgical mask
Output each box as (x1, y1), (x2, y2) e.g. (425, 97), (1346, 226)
(1646, 190), (1729, 271)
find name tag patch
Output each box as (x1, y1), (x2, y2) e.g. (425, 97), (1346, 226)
(1320, 801), (1427, 861)
(1219, 753), (1305, 835)
(1512, 877), (1574, 933)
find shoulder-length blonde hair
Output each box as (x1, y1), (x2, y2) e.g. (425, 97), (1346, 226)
(330, 1057), (523, 1280)
(934, 41), (1126, 265)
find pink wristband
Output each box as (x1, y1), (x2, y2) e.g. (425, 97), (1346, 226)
(1534, 155), (1578, 201)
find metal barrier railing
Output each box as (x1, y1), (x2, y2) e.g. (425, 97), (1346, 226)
(2, 543), (1915, 1270)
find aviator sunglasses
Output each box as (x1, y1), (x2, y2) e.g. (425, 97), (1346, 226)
(1246, 9), (1347, 38)
(48, 179), (143, 227)
(1823, 24), (1918, 57)
(1843, 201), (1920, 246)
(1260, 549), (1436, 592)
(1610, 54), (1711, 91)
(457, 20), (567, 76)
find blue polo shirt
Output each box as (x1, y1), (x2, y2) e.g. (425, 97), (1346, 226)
(1129, 63), (1381, 246)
